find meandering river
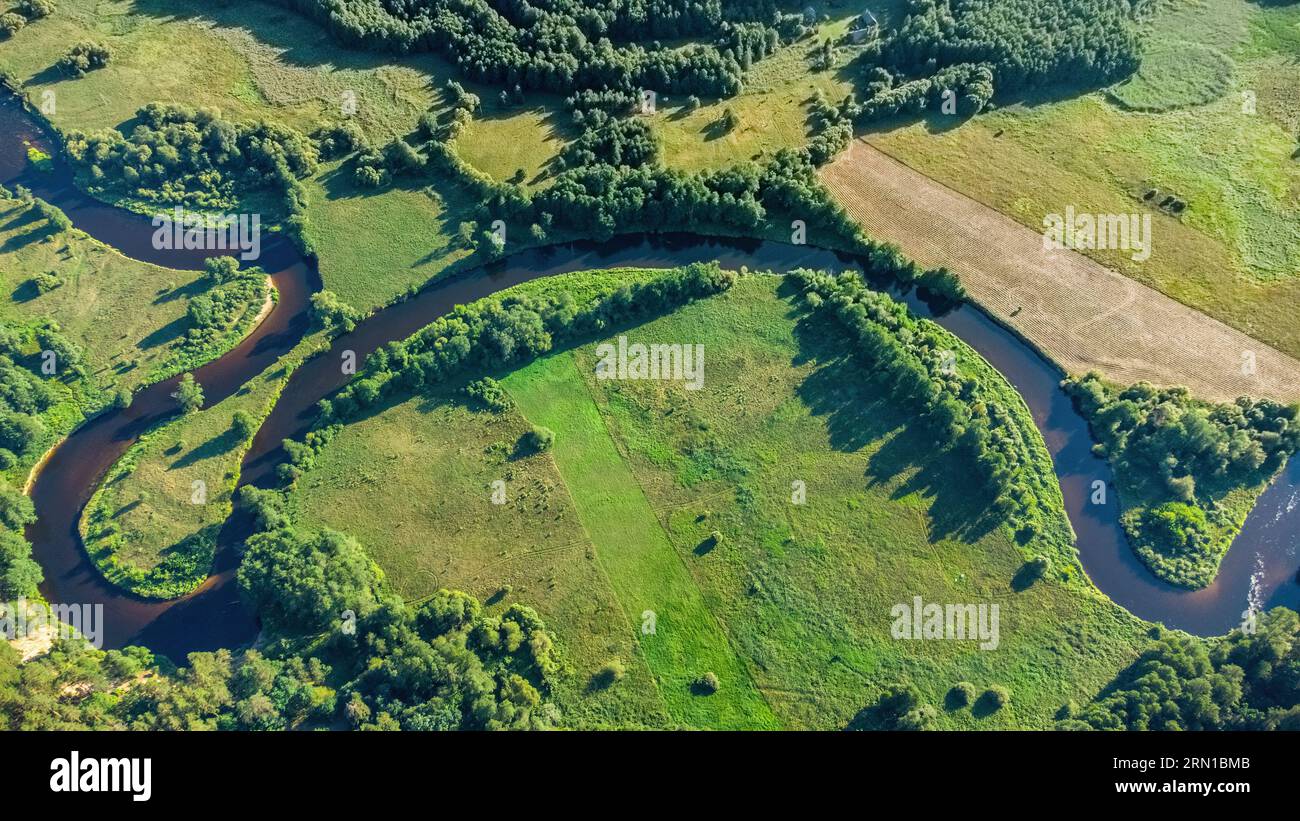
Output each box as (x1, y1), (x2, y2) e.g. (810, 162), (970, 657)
(3, 93), (1297, 662)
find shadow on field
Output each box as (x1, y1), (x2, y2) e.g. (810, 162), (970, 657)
(1, 204), (44, 232)
(786, 293), (1001, 545)
(137, 314), (189, 350)
(153, 277), (208, 305)
(9, 279), (43, 303)
(171, 426), (245, 470)
(130, 0), (423, 75)
(0, 217), (58, 253)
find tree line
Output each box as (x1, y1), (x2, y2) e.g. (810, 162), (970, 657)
(852, 0), (1147, 123)
(268, 0), (792, 98)
(62, 103), (316, 246)
(0, 577), (560, 730)
(166, 257), (271, 377)
(1063, 608), (1300, 730)
(791, 268), (1039, 533)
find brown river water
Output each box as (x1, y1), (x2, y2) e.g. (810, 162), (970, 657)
(3, 93), (1297, 662)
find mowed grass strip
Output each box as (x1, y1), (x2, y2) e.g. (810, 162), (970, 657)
(504, 352), (779, 729)
(289, 387), (672, 729)
(565, 277), (1145, 728)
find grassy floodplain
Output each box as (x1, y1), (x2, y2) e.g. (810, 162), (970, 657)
(0, 195), (264, 482)
(290, 267), (1145, 729)
(862, 0), (1300, 359)
(79, 329), (327, 598)
(289, 269), (702, 729)
(643, 6), (868, 174)
(0, 0), (546, 314)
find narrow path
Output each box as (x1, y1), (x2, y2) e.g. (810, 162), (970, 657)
(822, 139), (1300, 403)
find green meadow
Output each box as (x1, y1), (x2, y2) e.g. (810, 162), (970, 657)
(288, 269), (1146, 729)
(0, 195), (267, 482)
(0, 0), (551, 314)
(866, 0), (1300, 358)
(504, 351), (780, 729)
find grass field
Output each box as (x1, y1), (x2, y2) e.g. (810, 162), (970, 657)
(289, 384), (674, 729)
(0, 196), (262, 482)
(80, 329), (327, 598)
(303, 167), (476, 314)
(288, 269), (1145, 728)
(455, 103), (573, 189)
(856, 0), (1300, 364)
(1107, 0), (1249, 112)
(0, 0), (543, 314)
(555, 276), (1143, 728)
(504, 352), (780, 729)
(645, 10), (862, 174)
(0, 199), (193, 391)
(0, 0), (436, 139)
(822, 140), (1300, 403)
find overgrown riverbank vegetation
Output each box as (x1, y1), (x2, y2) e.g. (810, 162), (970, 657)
(275, 265), (1146, 728)
(1066, 608), (1300, 730)
(3, 0), (1299, 736)
(1066, 372), (1300, 588)
(0, 581), (564, 729)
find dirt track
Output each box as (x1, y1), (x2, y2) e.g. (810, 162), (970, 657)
(822, 139), (1300, 404)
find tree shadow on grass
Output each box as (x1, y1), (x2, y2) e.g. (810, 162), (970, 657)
(693, 532), (719, 556)
(137, 315), (189, 350)
(170, 425), (243, 470)
(0, 225), (54, 254)
(1010, 560), (1046, 592)
(10, 279), (42, 303)
(129, 0), (430, 75)
(970, 690), (1007, 719)
(864, 422), (1004, 544)
(152, 277), (208, 305)
(700, 117), (733, 142)
(28, 63), (68, 88)
(113, 498), (143, 518)
(1, 205), (43, 232)
(787, 299), (1003, 545)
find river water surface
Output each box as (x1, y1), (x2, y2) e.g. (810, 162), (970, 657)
(3, 93), (1297, 662)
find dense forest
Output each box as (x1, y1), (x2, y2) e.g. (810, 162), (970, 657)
(270, 0), (794, 97)
(1065, 608), (1300, 730)
(62, 103), (316, 220)
(1066, 373), (1300, 588)
(853, 0), (1148, 121)
(0, 578), (560, 730)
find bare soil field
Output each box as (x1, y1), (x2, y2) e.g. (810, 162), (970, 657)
(822, 140), (1300, 403)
